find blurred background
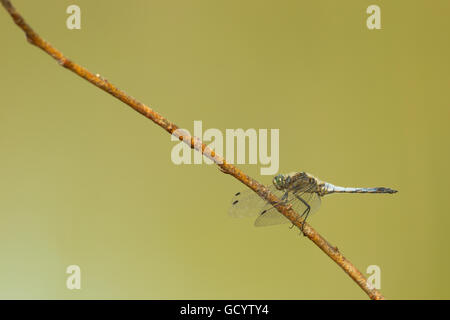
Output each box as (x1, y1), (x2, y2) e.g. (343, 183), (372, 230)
(0, 0), (449, 299)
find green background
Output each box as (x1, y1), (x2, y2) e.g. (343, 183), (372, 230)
(1, 0), (449, 299)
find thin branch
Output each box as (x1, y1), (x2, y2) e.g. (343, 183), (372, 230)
(1, 0), (384, 300)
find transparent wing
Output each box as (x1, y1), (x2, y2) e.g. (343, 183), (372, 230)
(229, 185), (283, 218)
(254, 188), (322, 227)
(253, 206), (292, 226)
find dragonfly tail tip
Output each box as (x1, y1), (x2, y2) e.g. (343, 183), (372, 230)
(379, 187), (398, 194)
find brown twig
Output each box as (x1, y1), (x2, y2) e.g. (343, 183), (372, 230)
(1, 0), (384, 300)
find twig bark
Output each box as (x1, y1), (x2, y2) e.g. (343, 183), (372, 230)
(1, 0), (384, 300)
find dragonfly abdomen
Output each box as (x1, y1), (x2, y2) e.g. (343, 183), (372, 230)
(323, 183), (397, 195)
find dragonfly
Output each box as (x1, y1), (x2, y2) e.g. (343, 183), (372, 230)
(229, 172), (398, 230)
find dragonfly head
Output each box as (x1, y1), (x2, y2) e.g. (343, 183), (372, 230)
(273, 174), (287, 190)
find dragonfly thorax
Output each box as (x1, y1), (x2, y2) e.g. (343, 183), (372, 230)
(273, 172), (323, 193)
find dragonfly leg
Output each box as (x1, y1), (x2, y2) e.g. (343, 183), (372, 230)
(273, 193), (296, 230)
(294, 194), (311, 235)
(270, 192), (289, 210)
(264, 192), (297, 230)
(300, 209), (310, 236)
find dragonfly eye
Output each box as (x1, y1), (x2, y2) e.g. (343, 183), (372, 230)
(272, 174), (285, 190)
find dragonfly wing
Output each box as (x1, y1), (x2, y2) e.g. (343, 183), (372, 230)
(229, 184), (282, 218)
(253, 188), (322, 227)
(254, 204), (291, 226)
